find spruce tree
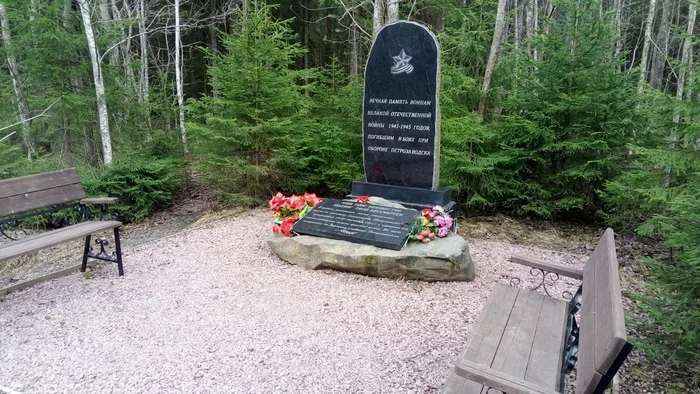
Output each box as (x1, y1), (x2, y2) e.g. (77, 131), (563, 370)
(491, 0), (638, 218)
(188, 1), (316, 205)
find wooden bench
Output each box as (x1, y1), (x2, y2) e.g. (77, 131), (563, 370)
(442, 228), (632, 394)
(0, 168), (124, 276)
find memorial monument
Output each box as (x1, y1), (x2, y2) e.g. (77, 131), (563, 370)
(349, 20), (456, 219)
(268, 21), (473, 282)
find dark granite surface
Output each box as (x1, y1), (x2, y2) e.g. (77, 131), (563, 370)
(363, 21), (440, 190)
(292, 199), (418, 250)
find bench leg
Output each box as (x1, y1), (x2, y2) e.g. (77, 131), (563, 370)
(114, 227), (124, 276)
(81, 235), (92, 272)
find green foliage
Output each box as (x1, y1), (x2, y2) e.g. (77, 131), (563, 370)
(84, 156), (185, 223)
(190, 2), (363, 205)
(304, 58), (364, 196)
(0, 140), (23, 179)
(602, 71), (700, 372)
(188, 2), (315, 206)
(486, 0), (638, 218)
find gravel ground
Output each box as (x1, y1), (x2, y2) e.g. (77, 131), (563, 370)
(0, 209), (585, 394)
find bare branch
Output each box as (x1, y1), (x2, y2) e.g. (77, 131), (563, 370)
(0, 98), (61, 134)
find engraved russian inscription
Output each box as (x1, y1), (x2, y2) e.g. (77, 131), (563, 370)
(292, 199), (418, 250)
(362, 21), (441, 190)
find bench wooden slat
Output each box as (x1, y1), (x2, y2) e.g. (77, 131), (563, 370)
(0, 220), (121, 262)
(448, 284), (568, 394)
(491, 290), (545, 380)
(577, 228), (631, 393)
(0, 183), (87, 217)
(457, 284), (520, 394)
(578, 252), (603, 392)
(592, 229), (628, 371)
(462, 284), (520, 364)
(455, 360), (561, 394)
(524, 295), (569, 389)
(0, 168), (81, 199)
(442, 372), (477, 394)
(510, 255), (584, 280)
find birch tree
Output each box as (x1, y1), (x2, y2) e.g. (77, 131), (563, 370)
(77, 0), (113, 165)
(373, 0), (385, 41)
(637, 0), (657, 94)
(649, 0), (670, 90)
(675, 2), (696, 109)
(138, 0), (149, 107)
(387, 0), (399, 23)
(174, 0), (188, 153)
(612, 0), (622, 61)
(479, 0), (508, 117)
(0, 2), (34, 160)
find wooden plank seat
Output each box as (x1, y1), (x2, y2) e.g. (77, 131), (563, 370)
(443, 228), (633, 394)
(0, 168), (124, 276)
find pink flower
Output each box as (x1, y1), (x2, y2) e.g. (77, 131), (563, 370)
(434, 216), (445, 227)
(433, 205), (445, 214)
(437, 227), (449, 237)
(443, 217), (453, 229)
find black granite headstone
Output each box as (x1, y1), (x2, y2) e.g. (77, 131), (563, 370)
(292, 199), (418, 250)
(363, 21), (440, 190)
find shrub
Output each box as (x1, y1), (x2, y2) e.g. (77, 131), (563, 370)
(84, 157), (185, 223)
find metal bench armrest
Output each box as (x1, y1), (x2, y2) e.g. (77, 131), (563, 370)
(510, 254), (583, 280)
(454, 360), (561, 394)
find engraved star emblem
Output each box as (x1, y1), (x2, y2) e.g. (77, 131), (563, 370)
(392, 49), (412, 68)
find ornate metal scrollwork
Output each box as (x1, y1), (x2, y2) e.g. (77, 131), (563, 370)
(510, 267), (561, 297)
(88, 238), (117, 260)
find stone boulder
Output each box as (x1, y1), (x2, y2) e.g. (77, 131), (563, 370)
(267, 233), (474, 282)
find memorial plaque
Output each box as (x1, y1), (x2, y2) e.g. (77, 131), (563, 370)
(363, 21), (440, 190)
(292, 199), (418, 250)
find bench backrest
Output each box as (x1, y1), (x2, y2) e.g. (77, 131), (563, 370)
(0, 168), (86, 218)
(576, 228), (633, 394)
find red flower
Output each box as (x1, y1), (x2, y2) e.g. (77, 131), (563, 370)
(303, 192), (323, 207)
(269, 192), (287, 213)
(280, 221), (293, 236)
(356, 195), (370, 204)
(421, 208), (432, 217)
(272, 225), (280, 235)
(285, 194), (306, 211)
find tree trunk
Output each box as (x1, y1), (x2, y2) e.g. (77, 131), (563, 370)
(138, 0), (149, 105)
(479, 0), (507, 117)
(637, 0), (657, 94)
(387, 0), (399, 23)
(514, 0), (521, 49)
(676, 2), (696, 106)
(649, 0), (670, 90)
(122, 0), (137, 94)
(209, 0), (220, 98)
(612, 0), (622, 61)
(526, 0), (538, 60)
(174, 0), (188, 153)
(350, 19), (359, 81)
(77, 0), (113, 165)
(373, 0), (385, 41)
(0, 2), (34, 160)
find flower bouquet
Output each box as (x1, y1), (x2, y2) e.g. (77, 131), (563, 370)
(409, 206), (453, 243)
(270, 192), (323, 236)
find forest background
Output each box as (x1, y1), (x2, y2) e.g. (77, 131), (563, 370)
(0, 0), (698, 387)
